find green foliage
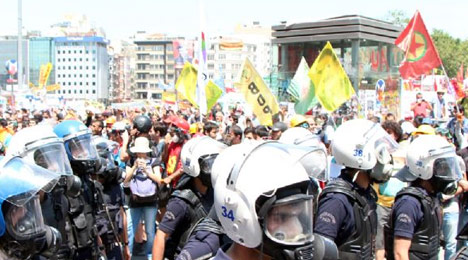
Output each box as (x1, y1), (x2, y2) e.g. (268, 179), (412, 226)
(384, 9), (410, 27)
(431, 29), (468, 78)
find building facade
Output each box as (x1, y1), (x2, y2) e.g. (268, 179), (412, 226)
(53, 36), (110, 101)
(0, 36), (29, 89)
(109, 41), (136, 102)
(205, 22), (272, 90)
(134, 38), (177, 100)
(29, 37), (55, 86)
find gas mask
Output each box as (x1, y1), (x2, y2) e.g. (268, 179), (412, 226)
(430, 157), (460, 195)
(370, 143), (394, 182)
(258, 193), (316, 260)
(0, 196), (61, 259)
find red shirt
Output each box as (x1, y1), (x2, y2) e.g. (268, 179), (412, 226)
(411, 101), (430, 117)
(166, 142), (183, 186)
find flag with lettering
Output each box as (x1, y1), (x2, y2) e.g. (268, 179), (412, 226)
(395, 10), (442, 79)
(235, 58), (279, 126)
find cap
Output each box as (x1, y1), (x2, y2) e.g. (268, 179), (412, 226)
(401, 121), (416, 135)
(272, 122), (288, 132)
(412, 125), (436, 136)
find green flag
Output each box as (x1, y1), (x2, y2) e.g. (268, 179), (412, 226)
(288, 57), (318, 114)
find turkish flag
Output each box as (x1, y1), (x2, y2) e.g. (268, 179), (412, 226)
(395, 11), (442, 79)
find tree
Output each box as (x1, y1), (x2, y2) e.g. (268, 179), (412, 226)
(383, 9), (410, 27)
(431, 29), (468, 78)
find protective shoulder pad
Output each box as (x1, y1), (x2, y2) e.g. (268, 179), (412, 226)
(171, 189), (201, 207)
(321, 178), (356, 201)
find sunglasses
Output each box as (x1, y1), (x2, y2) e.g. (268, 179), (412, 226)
(299, 122), (310, 129)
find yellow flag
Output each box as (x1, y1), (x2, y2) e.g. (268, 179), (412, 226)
(308, 42), (355, 112)
(175, 62), (198, 106)
(235, 58), (279, 126)
(38, 64), (47, 88)
(175, 62), (223, 111)
(46, 84), (61, 92)
(162, 91), (177, 105)
(205, 80), (223, 111)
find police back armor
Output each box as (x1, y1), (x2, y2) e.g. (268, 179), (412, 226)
(67, 175), (103, 252)
(319, 178), (377, 260)
(384, 187), (440, 260)
(171, 189), (209, 250)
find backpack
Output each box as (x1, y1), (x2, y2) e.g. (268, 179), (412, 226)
(129, 158), (159, 203)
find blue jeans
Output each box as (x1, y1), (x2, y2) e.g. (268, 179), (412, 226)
(130, 205), (158, 259)
(126, 207), (133, 254)
(443, 212), (459, 260)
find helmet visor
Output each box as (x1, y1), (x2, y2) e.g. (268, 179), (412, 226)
(67, 134), (98, 161)
(6, 195), (45, 238)
(0, 157), (60, 206)
(264, 194), (314, 245)
(199, 154), (218, 175)
(278, 143), (328, 181)
(26, 143), (73, 176)
(363, 123), (399, 153)
(433, 157), (462, 181)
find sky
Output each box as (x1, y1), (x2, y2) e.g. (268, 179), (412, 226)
(1, 0), (467, 42)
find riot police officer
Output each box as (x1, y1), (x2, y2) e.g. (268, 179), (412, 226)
(0, 156), (62, 259)
(314, 119), (398, 259)
(7, 125), (81, 260)
(152, 136), (227, 260)
(385, 135), (462, 259)
(93, 136), (130, 260)
(210, 141), (337, 260)
(54, 120), (104, 260)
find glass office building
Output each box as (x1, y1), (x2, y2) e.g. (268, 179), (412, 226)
(29, 37), (55, 86)
(0, 37), (29, 88)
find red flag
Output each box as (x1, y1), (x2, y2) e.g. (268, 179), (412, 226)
(457, 63), (464, 83)
(395, 11), (442, 79)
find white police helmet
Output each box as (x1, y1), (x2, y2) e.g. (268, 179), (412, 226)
(213, 141), (326, 250)
(180, 136), (227, 187)
(331, 119), (398, 180)
(279, 127), (328, 181)
(396, 135), (462, 182)
(7, 125), (73, 176)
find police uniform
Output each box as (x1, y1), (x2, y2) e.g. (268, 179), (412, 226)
(33, 182), (72, 260)
(176, 209), (227, 260)
(384, 186), (441, 260)
(97, 182), (125, 260)
(159, 179), (211, 259)
(314, 173), (377, 260)
(71, 176), (102, 260)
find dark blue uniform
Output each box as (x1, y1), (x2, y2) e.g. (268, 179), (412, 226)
(98, 183), (125, 260)
(314, 174), (376, 246)
(159, 197), (193, 259)
(391, 191), (424, 239)
(176, 230), (222, 260)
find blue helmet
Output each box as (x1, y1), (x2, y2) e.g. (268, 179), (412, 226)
(0, 156), (59, 236)
(53, 120), (99, 174)
(0, 156), (62, 258)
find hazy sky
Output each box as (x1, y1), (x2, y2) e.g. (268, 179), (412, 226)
(1, 0), (467, 42)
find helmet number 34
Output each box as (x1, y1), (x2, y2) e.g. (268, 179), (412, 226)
(353, 149), (363, 157)
(221, 206), (235, 221)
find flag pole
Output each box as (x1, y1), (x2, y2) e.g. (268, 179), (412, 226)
(440, 63), (460, 113)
